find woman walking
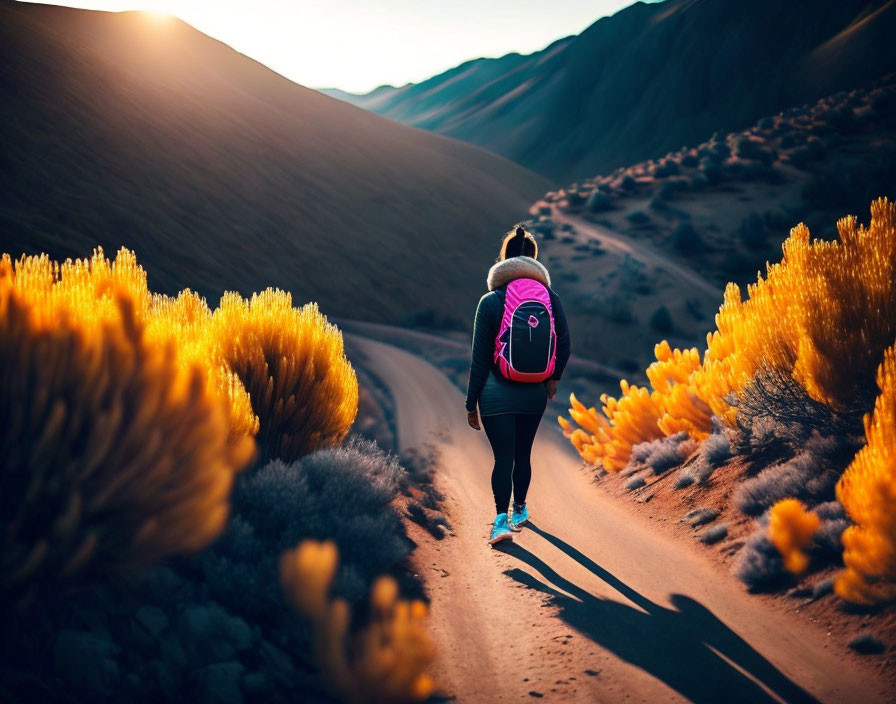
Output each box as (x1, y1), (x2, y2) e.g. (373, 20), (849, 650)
(465, 225), (571, 546)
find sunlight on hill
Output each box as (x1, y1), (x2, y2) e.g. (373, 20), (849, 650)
(141, 10), (173, 24)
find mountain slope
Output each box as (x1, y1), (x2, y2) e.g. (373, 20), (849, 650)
(0, 1), (548, 329)
(328, 0), (896, 181)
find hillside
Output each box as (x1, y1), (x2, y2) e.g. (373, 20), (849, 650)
(326, 0), (896, 182)
(0, 1), (548, 329)
(474, 73), (894, 420)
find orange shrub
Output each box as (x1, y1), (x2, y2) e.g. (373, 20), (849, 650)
(0, 252), (253, 602)
(836, 344), (896, 604)
(212, 289), (358, 461)
(768, 499), (820, 574)
(280, 540), (435, 703)
(788, 201), (896, 411)
(559, 387), (664, 471)
(148, 289), (259, 447)
(560, 198), (896, 468)
(648, 340), (714, 439)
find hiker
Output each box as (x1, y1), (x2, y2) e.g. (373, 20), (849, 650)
(465, 225), (571, 545)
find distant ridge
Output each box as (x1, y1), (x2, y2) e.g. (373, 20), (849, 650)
(326, 0), (896, 182)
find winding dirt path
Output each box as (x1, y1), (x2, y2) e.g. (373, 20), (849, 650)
(550, 206), (721, 299)
(351, 335), (887, 704)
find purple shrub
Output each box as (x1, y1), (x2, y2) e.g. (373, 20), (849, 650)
(812, 577), (835, 599)
(201, 438), (414, 620)
(680, 429), (734, 486)
(732, 368), (863, 464)
(626, 476), (646, 491)
(629, 433), (689, 474)
(674, 473), (695, 489)
(733, 521), (787, 590)
(732, 451), (840, 517)
(701, 525), (728, 545)
(685, 507), (719, 527)
(848, 634), (885, 654)
(811, 501), (849, 559)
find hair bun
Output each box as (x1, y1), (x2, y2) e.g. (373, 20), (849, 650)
(514, 226), (526, 238)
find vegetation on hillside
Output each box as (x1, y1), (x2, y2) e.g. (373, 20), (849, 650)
(533, 74), (896, 288)
(560, 198), (896, 603)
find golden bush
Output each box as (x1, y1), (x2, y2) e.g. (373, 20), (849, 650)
(212, 289), (358, 461)
(836, 344), (896, 604)
(557, 340), (712, 471)
(148, 289), (260, 447)
(689, 197), (895, 419)
(280, 540), (435, 704)
(648, 340), (714, 439)
(788, 200), (896, 411)
(0, 252), (254, 600)
(768, 499), (819, 575)
(559, 388), (664, 472)
(560, 198), (896, 466)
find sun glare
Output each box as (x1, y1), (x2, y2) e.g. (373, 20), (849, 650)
(142, 10), (173, 24)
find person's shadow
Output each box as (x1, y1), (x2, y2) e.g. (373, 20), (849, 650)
(496, 523), (821, 704)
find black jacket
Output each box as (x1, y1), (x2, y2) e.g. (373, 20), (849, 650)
(465, 257), (570, 415)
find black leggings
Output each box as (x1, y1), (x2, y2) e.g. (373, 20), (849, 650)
(481, 412), (544, 514)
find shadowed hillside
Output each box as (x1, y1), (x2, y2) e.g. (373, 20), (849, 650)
(326, 0), (896, 182)
(493, 74), (896, 421)
(0, 1), (548, 329)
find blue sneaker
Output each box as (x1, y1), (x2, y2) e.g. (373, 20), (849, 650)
(488, 513), (513, 545)
(510, 502), (530, 529)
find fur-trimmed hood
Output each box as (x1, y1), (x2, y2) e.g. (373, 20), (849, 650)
(486, 256), (551, 291)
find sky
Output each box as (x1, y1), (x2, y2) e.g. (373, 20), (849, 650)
(29, 1), (650, 93)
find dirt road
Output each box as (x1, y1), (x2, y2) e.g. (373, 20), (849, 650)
(550, 207), (721, 299)
(352, 334), (888, 704)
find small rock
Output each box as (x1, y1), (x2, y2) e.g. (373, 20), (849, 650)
(528, 692), (544, 698)
(626, 477), (646, 491)
(195, 662), (246, 704)
(848, 634), (885, 655)
(701, 524), (728, 545)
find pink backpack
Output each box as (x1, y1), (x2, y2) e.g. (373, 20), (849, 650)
(494, 278), (557, 382)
